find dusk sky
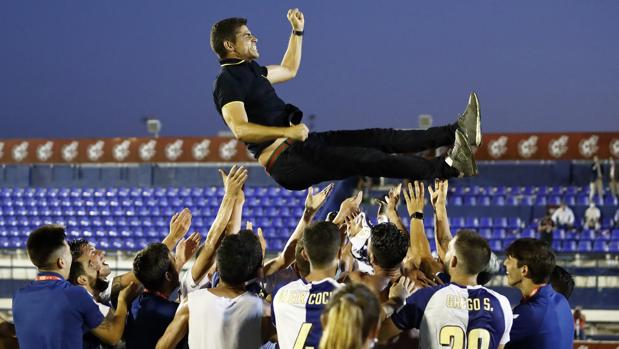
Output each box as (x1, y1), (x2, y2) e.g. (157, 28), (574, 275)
(1, 0), (618, 139)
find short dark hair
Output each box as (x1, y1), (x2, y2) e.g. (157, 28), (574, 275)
(369, 223), (409, 269)
(69, 238), (90, 260)
(294, 238), (310, 278)
(210, 17), (247, 59)
(216, 230), (263, 285)
(26, 225), (67, 269)
(453, 230), (491, 275)
(133, 243), (174, 291)
(303, 222), (341, 269)
(550, 265), (574, 299)
(506, 238), (556, 284)
(68, 259), (87, 285)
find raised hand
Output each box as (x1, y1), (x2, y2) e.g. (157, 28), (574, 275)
(427, 179), (448, 211)
(333, 191), (363, 225)
(388, 276), (415, 304)
(384, 183), (402, 212)
(219, 165), (248, 197)
(304, 183), (334, 216)
(246, 221), (266, 259)
(402, 181), (425, 216)
(168, 208), (192, 242)
(118, 281), (141, 305)
(287, 8), (305, 31)
(175, 232), (202, 269)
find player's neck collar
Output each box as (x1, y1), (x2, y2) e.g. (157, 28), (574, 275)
(220, 58), (246, 67)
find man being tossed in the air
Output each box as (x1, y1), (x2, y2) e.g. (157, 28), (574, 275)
(211, 9), (481, 190)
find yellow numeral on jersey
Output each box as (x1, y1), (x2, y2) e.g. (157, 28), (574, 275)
(293, 322), (314, 349)
(439, 326), (491, 349)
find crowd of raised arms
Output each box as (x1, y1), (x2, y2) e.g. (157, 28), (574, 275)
(8, 165), (575, 349)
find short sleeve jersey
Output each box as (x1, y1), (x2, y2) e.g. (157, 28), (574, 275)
(213, 58), (289, 158)
(271, 277), (343, 349)
(506, 284), (574, 349)
(392, 283), (513, 349)
(13, 272), (105, 349)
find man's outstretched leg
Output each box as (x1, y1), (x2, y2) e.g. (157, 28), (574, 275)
(309, 92), (481, 153)
(268, 128), (477, 190)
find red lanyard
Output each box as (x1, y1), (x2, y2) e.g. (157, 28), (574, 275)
(144, 289), (168, 300)
(35, 275), (62, 281)
(522, 285), (545, 302)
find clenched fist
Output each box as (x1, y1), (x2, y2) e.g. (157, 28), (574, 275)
(287, 123), (309, 141)
(287, 8), (304, 31)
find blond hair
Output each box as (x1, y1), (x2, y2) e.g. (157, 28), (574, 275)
(319, 284), (380, 349)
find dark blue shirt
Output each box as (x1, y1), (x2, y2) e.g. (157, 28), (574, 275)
(213, 58), (291, 158)
(13, 272), (104, 349)
(506, 284), (574, 349)
(124, 291), (187, 349)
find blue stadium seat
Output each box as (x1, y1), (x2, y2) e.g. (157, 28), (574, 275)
(611, 229), (619, 241)
(489, 239), (502, 251)
(609, 241), (619, 252)
(577, 241), (592, 253)
(593, 240), (608, 253)
(491, 196), (505, 206)
(479, 217), (492, 228)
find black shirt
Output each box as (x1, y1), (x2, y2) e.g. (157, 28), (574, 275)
(213, 58), (293, 158)
(124, 292), (188, 349)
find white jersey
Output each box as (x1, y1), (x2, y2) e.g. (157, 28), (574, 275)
(392, 283), (513, 349)
(272, 277), (342, 349)
(187, 289), (263, 349)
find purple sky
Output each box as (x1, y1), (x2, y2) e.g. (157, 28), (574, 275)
(1, 0), (618, 139)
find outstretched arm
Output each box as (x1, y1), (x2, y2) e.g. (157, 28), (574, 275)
(191, 166), (248, 283)
(429, 180), (452, 263)
(402, 181), (432, 268)
(267, 9), (305, 84)
(262, 184), (334, 276)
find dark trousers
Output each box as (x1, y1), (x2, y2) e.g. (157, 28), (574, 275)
(268, 124), (459, 190)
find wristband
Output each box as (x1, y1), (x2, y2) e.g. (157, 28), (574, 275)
(410, 211), (424, 220)
(293, 29), (304, 36)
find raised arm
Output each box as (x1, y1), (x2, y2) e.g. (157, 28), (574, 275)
(262, 184), (334, 276)
(222, 102), (308, 143)
(266, 9), (304, 84)
(428, 180), (452, 263)
(110, 209), (192, 303)
(383, 184), (407, 234)
(191, 165), (248, 283)
(91, 282), (139, 345)
(402, 181), (432, 267)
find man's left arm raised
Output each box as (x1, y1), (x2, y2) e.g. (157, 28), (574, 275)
(267, 9), (304, 84)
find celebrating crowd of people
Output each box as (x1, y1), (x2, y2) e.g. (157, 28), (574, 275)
(9, 165), (576, 349)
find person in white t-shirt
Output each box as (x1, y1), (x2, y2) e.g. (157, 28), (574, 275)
(584, 202), (601, 230)
(156, 230), (267, 349)
(551, 203), (575, 229)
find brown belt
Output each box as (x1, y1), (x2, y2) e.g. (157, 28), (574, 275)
(265, 139), (294, 173)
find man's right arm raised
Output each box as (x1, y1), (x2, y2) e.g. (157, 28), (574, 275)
(222, 101), (308, 143)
